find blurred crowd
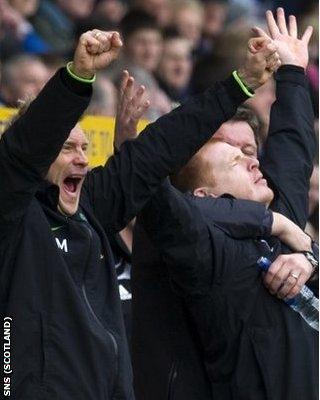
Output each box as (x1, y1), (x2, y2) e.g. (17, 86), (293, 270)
(0, 0), (318, 238)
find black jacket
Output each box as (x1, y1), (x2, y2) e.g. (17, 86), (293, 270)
(133, 66), (318, 400)
(0, 68), (248, 399)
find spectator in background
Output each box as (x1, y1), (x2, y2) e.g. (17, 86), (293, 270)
(191, 22), (251, 92)
(199, 0), (230, 55)
(0, 54), (49, 106)
(55, 0), (95, 21)
(30, 0), (75, 55)
(203, 0), (230, 39)
(120, 9), (163, 75)
(0, 0), (50, 59)
(30, 0), (97, 56)
(133, 0), (172, 28)
(86, 75), (118, 116)
(107, 9), (171, 120)
(156, 29), (193, 104)
(93, 0), (127, 25)
(170, 0), (204, 51)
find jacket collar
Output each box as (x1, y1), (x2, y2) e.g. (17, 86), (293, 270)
(35, 180), (60, 211)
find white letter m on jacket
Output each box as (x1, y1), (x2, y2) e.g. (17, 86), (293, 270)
(55, 238), (68, 253)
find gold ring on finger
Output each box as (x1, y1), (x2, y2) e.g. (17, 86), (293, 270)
(289, 272), (299, 280)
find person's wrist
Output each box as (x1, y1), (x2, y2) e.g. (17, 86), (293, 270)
(279, 59), (306, 71)
(236, 68), (259, 91)
(297, 233), (312, 252)
(232, 70), (255, 97)
(67, 61), (96, 81)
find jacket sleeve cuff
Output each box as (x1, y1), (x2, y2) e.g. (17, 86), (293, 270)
(60, 67), (93, 97)
(222, 74), (254, 106)
(275, 65), (307, 87)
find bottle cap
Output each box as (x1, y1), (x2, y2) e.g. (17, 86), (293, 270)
(257, 256), (271, 271)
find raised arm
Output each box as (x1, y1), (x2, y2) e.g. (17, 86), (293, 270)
(254, 8), (316, 227)
(85, 37), (280, 233)
(0, 30), (122, 233)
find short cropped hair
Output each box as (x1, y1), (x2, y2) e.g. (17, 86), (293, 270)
(171, 106), (262, 192)
(231, 105), (262, 147)
(120, 9), (160, 40)
(1, 55), (43, 87)
(170, 144), (216, 192)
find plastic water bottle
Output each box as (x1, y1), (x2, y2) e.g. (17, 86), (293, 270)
(257, 256), (319, 331)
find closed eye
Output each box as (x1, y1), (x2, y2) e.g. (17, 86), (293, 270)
(231, 155), (243, 166)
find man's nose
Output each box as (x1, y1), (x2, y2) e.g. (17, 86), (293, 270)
(247, 156), (260, 170)
(74, 150), (89, 167)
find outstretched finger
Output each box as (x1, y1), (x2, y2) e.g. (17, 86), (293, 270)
(133, 100), (150, 121)
(123, 76), (135, 103)
(119, 70), (130, 97)
(252, 26), (270, 40)
(276, 8), (288, 35)
(248, 36), (271, 53)
(288, 15), (297, 38)
(131, 85), (146, 110)
(302, 25), (313, 44)
(117, 73), (134, 116)
(266, 10), (280, 38)
(128, 101), (150, 132)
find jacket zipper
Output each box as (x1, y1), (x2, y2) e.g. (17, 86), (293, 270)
(81, 284), (119, 396)
(79, 216), (119, 398)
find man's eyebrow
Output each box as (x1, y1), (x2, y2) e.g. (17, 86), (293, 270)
(230, 154), (243, 163)
(63, 140), (89, 146)
(63, 140), (75, 146)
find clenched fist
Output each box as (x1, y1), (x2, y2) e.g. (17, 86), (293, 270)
(72, 30), (123, 79)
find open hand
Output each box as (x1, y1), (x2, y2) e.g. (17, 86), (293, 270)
(114, 70), (150, 150)
(72, 30), (123, 79)
(253, 8), (313, 70)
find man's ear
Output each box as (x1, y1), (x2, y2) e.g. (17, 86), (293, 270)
(193, 187), (218, 198)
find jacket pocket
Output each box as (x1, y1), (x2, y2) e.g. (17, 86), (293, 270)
(167, 361), (179, 400)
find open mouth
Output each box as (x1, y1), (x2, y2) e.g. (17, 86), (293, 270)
(63, 176), (82, 194)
